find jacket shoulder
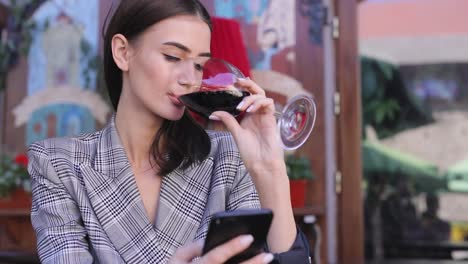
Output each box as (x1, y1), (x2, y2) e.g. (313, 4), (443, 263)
(28, 130), (102, 166)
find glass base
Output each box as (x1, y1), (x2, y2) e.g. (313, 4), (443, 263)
(278, 95), (316, 150)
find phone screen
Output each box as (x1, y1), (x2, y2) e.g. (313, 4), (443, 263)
(202, 209), (273, 264)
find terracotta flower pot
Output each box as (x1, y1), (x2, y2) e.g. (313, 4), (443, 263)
(289, 179), (307, 208)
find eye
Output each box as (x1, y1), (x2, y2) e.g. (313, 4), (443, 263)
(163, 54), (180, 62)
(194, 63), (204, 72)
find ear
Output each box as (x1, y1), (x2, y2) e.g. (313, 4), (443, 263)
(111, 34), (130, 71)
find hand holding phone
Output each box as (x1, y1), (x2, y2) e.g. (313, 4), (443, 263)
(202, 209), (274, 264)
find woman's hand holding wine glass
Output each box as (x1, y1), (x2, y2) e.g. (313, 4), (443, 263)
(179, 57), (316, 189)
(208, 77), (286, 181)
(179, 58), (316, 152)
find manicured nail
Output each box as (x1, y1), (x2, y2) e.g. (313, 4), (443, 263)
(263, 253), (274, 263)
(237, 77), (247, 81)
(236, 101), (245, 110)
(246, 105), (254, 112)
(239, 235), (254, 246)
(209, 114), (220, 121)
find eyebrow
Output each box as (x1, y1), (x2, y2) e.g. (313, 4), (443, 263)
(162, 41), (211, 57)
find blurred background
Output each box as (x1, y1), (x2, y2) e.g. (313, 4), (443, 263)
(0, 0), (467, 263)
(359, 0), (468, 263)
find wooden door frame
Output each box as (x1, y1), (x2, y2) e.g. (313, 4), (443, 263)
(334, 0), (364, 263)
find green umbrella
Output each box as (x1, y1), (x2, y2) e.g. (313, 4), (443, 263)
(445, 159), (468, 192)
(362, 140), (445, 193)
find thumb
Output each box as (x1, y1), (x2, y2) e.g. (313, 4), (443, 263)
(209, 111), (242, 137)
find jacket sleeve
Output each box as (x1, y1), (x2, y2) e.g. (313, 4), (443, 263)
(228, 159), (311, 264)
(226, 158), (261, 210)
(272, 226), (311, 264)
(28, 142), (93, 264)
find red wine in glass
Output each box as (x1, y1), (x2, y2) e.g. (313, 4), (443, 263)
(179, 90), (249, 117)
(179, 59), (248, 117)
(179, 58), (316, 150)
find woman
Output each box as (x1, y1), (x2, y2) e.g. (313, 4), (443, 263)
(28, 0), (310, 263)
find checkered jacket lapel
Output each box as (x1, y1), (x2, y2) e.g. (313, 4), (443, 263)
(81, 118), (215, 262)
(81, 120), (167, 263)
(155, 157), (213, 257)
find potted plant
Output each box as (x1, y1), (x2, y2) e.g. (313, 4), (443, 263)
(285, 155), (314, 208)
(0, 153), (32, 209)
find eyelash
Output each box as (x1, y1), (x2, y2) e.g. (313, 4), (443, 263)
(163, 54), (180, 62)
(164, 54), (204, 72)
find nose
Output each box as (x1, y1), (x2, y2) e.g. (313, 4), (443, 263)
(178, 61), (202, 90)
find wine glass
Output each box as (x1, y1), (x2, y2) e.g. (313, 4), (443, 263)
(179, 58), (316, 150)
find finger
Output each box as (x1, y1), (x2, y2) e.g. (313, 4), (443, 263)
(172, 240), (203, 262)
(239, 253), (275, 264)
(200, 235), (254, 264)
(236, 94), (266, 112)
(244, 98), (275, 114)
(236, 78), (266, 96)
(209, 111), (243, 137)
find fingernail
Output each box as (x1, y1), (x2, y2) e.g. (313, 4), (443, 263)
(209, 114), (220, 121)
(236, 101), (245, 110)
(246, 105), (254, 112)
(240, 235), (254, 246)
(237, 77), (247, 81)
(263, 253), (274, 263)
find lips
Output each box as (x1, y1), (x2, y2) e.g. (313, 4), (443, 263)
(168, 93), (184, 107)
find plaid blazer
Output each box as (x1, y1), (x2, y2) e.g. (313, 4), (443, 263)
(28, 118), (310, 263)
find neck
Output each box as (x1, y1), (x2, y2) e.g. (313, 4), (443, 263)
(115, 101), (164, 171)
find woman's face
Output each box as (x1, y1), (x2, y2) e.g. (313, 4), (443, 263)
(120, 15), (211, 121)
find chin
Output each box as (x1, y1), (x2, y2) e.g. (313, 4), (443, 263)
(150, 101), (185, 121)
(163, 109), (185, 121)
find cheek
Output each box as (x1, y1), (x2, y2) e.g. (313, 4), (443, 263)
(133, 55), (172, 91)
(140, 54), (163, 79)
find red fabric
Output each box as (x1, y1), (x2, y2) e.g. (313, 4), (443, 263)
(210, 17), (251, 78)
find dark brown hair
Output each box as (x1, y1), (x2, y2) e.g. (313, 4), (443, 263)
(103, 0), (212, 175)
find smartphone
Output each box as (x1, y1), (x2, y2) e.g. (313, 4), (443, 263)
(202, 208), (274, 264)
